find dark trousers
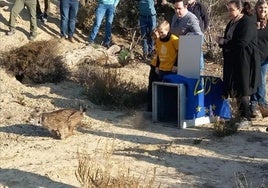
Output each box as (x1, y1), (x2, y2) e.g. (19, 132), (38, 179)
(36, 0), (50, 15)
(237, 96), (251, 120)
(147, 65), (159, 111)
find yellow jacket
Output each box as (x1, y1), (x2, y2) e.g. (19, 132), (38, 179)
(156, 34), (179, 71)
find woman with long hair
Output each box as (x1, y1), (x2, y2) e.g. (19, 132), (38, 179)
(216, 0), (261, 128)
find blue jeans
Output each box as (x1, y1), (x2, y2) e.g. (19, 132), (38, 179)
(251, 60), (268, 105)
(60, 0), (79, 37)
(89, 4), (115, 45)
(140, 15), (156, 56)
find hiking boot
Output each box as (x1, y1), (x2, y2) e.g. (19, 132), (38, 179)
(69, 37), (75, 43)
(103, 43), (110, 49)
(29, 33), (37, 41)
(42, 17), (47, 24)
(6, 29), (15, 36)
(37, 13), (44, 21)
(60, 35), (68, 40)
(259, 104), (268, 118)
(42, 13), (48, 24)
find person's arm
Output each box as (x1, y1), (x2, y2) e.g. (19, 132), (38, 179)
(187, 13), (203, 35)
(191, 18), (203, 35)
(161, 0), (174, 8)
(173, 37), (179, 70)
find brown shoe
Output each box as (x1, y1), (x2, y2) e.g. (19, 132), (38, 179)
(69, 37), (75, 43)
(259, 104), (268, 118)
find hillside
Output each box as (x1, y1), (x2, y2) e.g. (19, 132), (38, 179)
(0, 1), (268, 188)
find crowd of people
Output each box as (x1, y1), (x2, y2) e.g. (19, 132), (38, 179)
(4, 0), (268, 128)
(5, 0), (120, 43)
(144, 0), (268, 129)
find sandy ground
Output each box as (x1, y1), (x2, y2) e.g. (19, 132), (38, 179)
(0, 1), (268, 188)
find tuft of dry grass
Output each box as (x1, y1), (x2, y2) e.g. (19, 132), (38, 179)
(234, 172), (266, 188)
(213, 117), (238, 137)
(75, 140), (158, 188)
(213, 97), (239, 137)
(1, 39), (69, 84)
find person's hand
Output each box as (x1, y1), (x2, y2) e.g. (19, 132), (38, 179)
(257, 22), (261, 29)
(172, 66), (177, 72)
(155, 67), (159, 74)
(216, 36), (224, 45)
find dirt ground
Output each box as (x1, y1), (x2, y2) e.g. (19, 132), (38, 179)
(0, 1), (268, 188)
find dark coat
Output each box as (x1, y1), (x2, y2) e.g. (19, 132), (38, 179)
(221, 15), (261, 98)
(187, 1), (209, 32)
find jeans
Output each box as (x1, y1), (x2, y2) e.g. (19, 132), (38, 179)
(140, 14), (156, 56)
(89, 4), (115, 45)
(251, 60), (268, 105)
(60, 0), (79, 37)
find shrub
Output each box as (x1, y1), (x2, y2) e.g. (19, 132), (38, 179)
(1, 40), (69, 84)
(76, 2), (97, 34)
(213, 118), (238, 137)
(75, 60), (147, 109)
(213, 97), (239, 137)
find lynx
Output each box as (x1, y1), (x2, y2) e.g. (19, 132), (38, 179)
(31, 107), (86, 139)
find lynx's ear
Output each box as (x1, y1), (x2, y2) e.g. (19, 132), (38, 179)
(38, 115), (44, 125)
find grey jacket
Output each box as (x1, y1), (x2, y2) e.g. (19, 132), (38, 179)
(170, 10), (203, 36)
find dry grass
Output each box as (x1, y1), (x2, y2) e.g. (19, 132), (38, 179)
(234, 172), (266, 188)
(75, 139), (158, 188)
(213, 117), (238, 137)
(213, 97), (239, 137)
(75, 61), (147, 109)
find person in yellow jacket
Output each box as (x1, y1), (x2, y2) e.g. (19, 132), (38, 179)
(155, 20), (179, 80)
(147, 20), (179, 111)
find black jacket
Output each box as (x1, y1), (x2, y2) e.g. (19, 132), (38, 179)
(257, 25), (268, 63)
(187, 1), (209, 32)
(221, 15), (261, 97)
